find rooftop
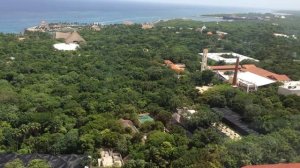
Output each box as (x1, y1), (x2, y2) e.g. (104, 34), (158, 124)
(279, 81), (300, 90)
(199, 52), (259, 64)
(278, 81), (300, 96)
(241, 64), (290, 81)
(53, 43), (79, 51)
(55, 31), (86, 44)
(242, 163), (300, 168)
(212, 107), (258, 135)
(138, 114), (154, 124)
(209, 64), (290, 82)
(238, 71), (276, 87)
(209, 65), (241, 71)
(164, 60), (185, 73)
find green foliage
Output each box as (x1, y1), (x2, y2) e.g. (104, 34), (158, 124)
(0, 16), (300, 167)
(4, 159), (25, 168)
(27, 159), (51, 168)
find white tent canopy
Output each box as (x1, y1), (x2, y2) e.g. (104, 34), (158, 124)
(53, 43), (79, 51)
(238, 71), (276, 87)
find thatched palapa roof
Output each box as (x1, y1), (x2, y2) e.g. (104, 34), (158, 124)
(55, 31), (86, 44)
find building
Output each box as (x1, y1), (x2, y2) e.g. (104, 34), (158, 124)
(242, 163), (300, 168)
(195, 86), (213, 94)
(199, 52), (259, 64)
(164, 60), (186, 73)
(212, 107), (258, 136)
(240, 64), (290, 82)
(216, 31), (228, 36)
(208, 64), (291, 92)
(91, 25), (101, 31)
(142, 23), (154, 29)
(207, 31), (213, 35)
(39, 21), (50, 31)
(237, 71), (276, 92)
(138, 113), (154, 124)
(209, 64), (290, 82)
(274, 33), (290, 38)
(26, 21), (50, 32)
(172, 107), (197, 123)
(55, 31), (86, 44)
(98, 150), (123, 168)
(53, 43), (79, 51)
(278, 81), (300, 96)
(208, 65), (242, 71)
(123, 21), (134, 25)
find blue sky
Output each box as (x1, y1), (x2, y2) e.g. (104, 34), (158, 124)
(121, 0), (300, 10)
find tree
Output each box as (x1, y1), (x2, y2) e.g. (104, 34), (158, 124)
(28, 159), (51, 168)
(208, 94), (226, 108)
(4, 159), (25, 168)
(244, 104), (262, 122)
(190, 128), (224, 148)
(201, 70), (215, 85)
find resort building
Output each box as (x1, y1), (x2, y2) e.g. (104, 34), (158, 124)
(240, 64), (290, 82)
(208, 64), (290, 92)
(209, 64), (290, 82)
(91, 25), (101, 31)
(242, 163), (300, 168)
(142, 23), (154, 29)
(195, 86), (213, 94)
(55, 31), (86, 44)
(172, 107), (197, 123)
(207, 31), (213, 35)
(53, 43), (79, 51)
(164, 60), (186, 73)
(278, 81), (300, 96)
(123, 21), (134, 25)
(26, 20), (50, 32)
(199, 52), (259, 64)
(98, 150), (123, 168)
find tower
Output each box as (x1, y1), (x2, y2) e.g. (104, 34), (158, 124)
(232, 57), (240, 86)
(201, 49), (208, 72)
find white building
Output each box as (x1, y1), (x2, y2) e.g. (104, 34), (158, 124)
(53, 43), (79, 51)
(273, 33), (290, 38)
(216, 71), (276, 92)
(199, 52), (259, 64)
(172, 107), (197, 123)
(98, 150), (123, 168)
(278, 81), (300, 96)
(237, 72), (276, 92)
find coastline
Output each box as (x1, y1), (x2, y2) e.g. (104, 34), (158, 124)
(0, 2), (269, 33)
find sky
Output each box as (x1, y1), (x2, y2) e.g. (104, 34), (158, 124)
(123, 0), (300, 10)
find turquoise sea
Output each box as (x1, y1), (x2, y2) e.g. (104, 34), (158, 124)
(0, 0), (270, 33)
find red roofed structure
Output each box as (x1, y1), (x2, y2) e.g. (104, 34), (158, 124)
(209, 65), (242, 71)
(241, 64), (290, 82)
(208, 64), (290, 82)
(242, 163), (300, 168)
(164, 60), (185, 73)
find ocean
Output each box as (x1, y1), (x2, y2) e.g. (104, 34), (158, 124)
(0, 0), (269, 33)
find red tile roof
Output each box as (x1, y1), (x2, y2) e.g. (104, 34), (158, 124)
(209, 65), (241, 71)
(208, 64), (290, 82)
(242, 163), (300, 168)
(164, 60), (173, 65)
(164, 60), (185, 73)
(241, 64), (290, 82)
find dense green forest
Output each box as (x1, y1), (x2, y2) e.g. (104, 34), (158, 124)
(0, 13), (300, 167)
